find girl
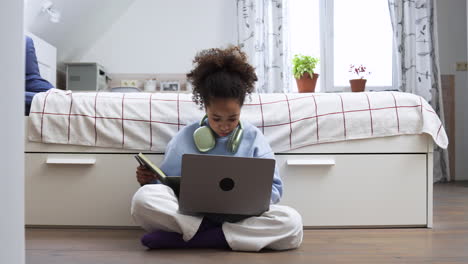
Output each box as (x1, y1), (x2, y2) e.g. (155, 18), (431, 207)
(131, 46), (303, 252)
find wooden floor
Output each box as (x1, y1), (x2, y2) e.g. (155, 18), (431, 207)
(26, 182), (468, 264)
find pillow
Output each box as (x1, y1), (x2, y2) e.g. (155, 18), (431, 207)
(25, 36), (54, 115)
(25, 36), (54, 92)
(25, 36), (41, 79)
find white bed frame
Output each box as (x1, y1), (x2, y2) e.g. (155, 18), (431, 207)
(24, 117), (433, 228)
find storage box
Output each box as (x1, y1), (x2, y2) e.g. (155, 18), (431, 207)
(66, 62), (108, 91)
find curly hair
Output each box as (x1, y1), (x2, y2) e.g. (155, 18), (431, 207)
(187, 46), (257, 108)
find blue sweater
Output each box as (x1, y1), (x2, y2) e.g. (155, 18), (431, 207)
(158, 120), (283, 204)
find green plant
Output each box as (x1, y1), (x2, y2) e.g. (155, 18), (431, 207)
(292, 54), (319, 79)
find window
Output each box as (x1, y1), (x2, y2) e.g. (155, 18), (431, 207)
(289, 0), (394, 92)
(289, 0), (321, 91)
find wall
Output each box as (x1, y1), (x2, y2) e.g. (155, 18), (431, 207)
(26, 0), (135, 67)
(79, 0), (237, 74)
(0, 0), (25, 263)
(436, 0), (468, 180)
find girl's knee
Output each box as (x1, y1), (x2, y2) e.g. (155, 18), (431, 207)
(131, 184), (175, 216)
(131, 186), (149, 217)
(269, 206), (303, 250)
(282, 206), (303, 232)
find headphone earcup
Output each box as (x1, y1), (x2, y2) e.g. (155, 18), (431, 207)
(227, 126), (243, 153)
(193, 126), (216, 152)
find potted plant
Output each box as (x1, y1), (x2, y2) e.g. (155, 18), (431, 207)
(292, 54), (319, 93)
(349, 64), (371, 92)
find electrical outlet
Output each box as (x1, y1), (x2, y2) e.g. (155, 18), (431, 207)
(121, 80), (139, 87)
(456, 62), (468, 71)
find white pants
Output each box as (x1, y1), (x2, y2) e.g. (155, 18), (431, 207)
(131, 184), (303, 251)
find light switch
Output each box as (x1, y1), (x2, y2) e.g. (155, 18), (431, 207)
(121, 80), (139, 87)
(456, 62), (468, 71)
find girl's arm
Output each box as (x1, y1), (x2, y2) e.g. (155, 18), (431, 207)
(259, 150), (283, 204)
(253, 130), (283, 204)
(154, 139), (183, 183)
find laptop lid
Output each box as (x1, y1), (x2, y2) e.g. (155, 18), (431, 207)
(178, 154), (275, 216)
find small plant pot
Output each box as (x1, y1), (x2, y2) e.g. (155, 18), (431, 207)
(349, 79), (367, 92)
(296, 73), (319, 93)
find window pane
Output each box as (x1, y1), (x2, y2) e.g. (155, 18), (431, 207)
(289, 0), (321, 91)
(334, 0), (393, 87)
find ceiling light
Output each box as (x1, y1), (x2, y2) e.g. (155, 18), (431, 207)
(41, 0), (61, 23)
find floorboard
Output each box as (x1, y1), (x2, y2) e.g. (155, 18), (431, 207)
(26, 182), (468, 264)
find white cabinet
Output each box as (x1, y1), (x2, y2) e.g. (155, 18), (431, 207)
(277, 154), (427, 227)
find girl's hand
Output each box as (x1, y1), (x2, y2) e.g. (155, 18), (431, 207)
(136, 165), (157, 186)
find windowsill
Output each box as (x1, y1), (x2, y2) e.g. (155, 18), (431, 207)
(323, 86), (398, 93)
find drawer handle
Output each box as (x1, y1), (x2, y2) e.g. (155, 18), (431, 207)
(46, 158), (96, 165)
(287, 159), (335, 166)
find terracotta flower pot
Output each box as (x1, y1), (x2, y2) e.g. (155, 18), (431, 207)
(295, 73), (319, 93)
(349, 79), (367, 92)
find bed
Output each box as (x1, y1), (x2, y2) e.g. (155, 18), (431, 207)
(24, 89), (446, 228)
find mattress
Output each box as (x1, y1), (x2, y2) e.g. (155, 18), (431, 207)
(28, 89), (448, 152)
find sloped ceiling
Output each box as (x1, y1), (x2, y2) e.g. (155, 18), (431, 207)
(25, 0), (135, 69)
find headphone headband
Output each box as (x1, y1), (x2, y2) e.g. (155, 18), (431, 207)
(200, 115), (209, 126)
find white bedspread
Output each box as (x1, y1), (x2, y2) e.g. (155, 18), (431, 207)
(28, 89), (448, 152)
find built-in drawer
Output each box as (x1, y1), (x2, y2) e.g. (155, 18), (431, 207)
(277, 154), (427, 227)
(26, 153), (428, 228)
(25, 153), (164, 226)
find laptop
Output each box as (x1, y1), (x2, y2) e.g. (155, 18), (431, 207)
(178, 154), (275, 217)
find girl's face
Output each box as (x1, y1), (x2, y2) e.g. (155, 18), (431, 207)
(205, 98), (241, 137)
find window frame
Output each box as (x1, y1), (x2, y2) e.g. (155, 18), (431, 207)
(317, 0), (397, 92)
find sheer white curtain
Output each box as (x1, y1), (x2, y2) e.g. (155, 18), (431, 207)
(388, 0), (449, 182)
(236, 0), (291, 93)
